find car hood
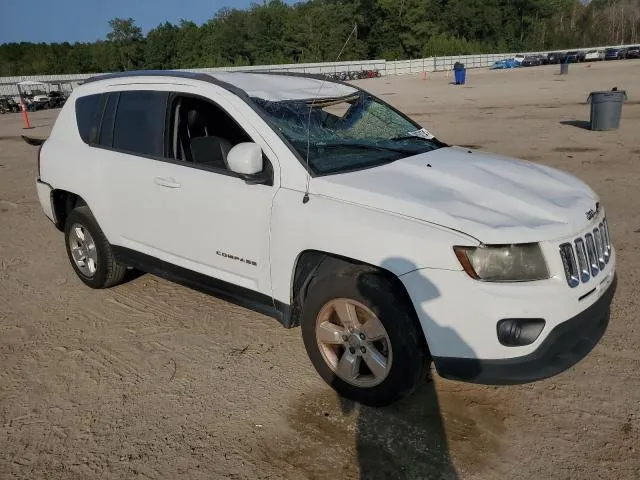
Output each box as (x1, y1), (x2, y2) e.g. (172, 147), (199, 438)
(311, 147), (599, 244)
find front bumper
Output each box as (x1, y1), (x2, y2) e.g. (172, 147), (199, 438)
(433, 274), (616, 385)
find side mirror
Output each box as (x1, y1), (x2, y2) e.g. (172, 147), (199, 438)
(227, 142), (263, 175)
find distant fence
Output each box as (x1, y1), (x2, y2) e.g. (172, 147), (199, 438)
(1, 42), (636, 98)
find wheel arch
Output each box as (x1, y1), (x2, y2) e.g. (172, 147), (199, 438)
(51, 189), (88, 231)
(288, 250), (428, 351)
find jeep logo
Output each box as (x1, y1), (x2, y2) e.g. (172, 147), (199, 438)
(585, 202), (600, 221)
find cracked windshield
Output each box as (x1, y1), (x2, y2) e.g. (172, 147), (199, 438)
(253, 91), (441, 175)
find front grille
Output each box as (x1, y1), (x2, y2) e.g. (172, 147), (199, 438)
(559, 218), (612, 287)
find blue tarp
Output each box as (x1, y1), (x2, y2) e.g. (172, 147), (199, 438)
(491, 59), (521, 69)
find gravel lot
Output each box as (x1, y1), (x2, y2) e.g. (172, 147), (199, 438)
(1, 61), (639, 480)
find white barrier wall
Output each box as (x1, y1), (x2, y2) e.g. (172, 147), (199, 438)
(1, 43), (637, 98)
(0, 60), (386, 98)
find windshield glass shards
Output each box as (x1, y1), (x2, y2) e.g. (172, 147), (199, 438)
(252, 91), (442, 175)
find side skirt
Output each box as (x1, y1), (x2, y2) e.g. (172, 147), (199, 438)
(112, 246), (294, 328)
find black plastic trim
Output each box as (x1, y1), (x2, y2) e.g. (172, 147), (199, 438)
(433, 274), (617, 385)
(112, 246), (293, 327)
(22, 135), (47, 146)
(496, 318), (546, 347)
(81, 70), (215, 85)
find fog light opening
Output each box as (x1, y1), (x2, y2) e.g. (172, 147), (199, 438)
(497, 319), (546, 347)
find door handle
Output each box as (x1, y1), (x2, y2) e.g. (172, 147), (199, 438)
(154, 177), (181, 188)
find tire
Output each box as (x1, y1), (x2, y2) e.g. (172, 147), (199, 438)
(301, 265), (429, 407)
(64, 206), (126, 289)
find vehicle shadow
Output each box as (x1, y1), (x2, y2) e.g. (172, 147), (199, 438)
(337, 383), (458, 480)
(121, 268), (146, 283)
(560, 120), (591, 130)
(333, 257), (480, 479)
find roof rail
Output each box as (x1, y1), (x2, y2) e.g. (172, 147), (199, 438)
(81, 70), (213, 85)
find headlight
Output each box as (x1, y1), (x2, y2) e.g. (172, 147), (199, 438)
(454, 244), (549, 282)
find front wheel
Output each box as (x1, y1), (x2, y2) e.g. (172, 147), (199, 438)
(301, 266), (430, 406)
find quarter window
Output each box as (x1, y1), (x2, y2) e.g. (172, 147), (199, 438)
(75, 93), (105, 144)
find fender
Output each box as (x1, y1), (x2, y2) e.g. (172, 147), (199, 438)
(270, 188), (477, 306)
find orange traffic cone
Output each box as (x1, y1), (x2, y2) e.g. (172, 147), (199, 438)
(21, 101), (32, 129)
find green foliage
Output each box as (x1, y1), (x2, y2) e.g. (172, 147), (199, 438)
(1, 1), (639, 75)
(107, 17), (145, 70)
(145, 22), (179, 70)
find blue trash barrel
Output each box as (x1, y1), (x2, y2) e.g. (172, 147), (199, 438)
(454, 62), (466, 85)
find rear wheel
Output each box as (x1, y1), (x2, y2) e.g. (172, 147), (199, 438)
(64, 206), (126, 289)
(301, 266), (429, 406)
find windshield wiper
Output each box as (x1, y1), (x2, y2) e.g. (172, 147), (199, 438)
(390, 135), (435, 143)
(318, 143), (416, 154)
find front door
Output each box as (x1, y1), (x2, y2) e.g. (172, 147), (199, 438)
(103, 85), (279, 297)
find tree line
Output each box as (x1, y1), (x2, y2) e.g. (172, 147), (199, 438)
(1, 0), (640, 76)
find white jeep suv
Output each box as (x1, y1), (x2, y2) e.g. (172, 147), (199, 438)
(34, 71), (617, 406)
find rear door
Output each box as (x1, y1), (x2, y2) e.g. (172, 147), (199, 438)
(94, 89), (174, 255)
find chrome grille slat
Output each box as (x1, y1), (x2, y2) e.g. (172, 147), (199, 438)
(601, 220), (611, 262)
(585, 233), (599, 277)
(559, 216), (611, 287)
(574, 238), (590, 283)
(559, 243), (580, 288)
(593, 228), (606, 269)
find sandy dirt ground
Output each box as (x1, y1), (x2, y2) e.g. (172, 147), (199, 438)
(1, 61), (639, 480)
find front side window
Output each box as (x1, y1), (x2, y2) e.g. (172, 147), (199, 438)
(112, 91), (168, 157)
(252, 91), (441, 175)
(167, 95), (251, 167)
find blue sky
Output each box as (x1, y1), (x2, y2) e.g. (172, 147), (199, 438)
(0, 0), (299, 44)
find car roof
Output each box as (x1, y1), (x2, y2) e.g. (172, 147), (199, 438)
(82, 70), (359, 102)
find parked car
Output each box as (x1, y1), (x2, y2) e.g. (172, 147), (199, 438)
(565, 51), (583, 63)
(585, 49), (605, 61)
(626, 46), (640, 59)
(32, 70), (617, 406)
(547, 52), (566, 64)
(513, 54), (525, 64)
(521, 55), (542, 67)
(605, 47), (627, 60)
(538, 54), (551, 65)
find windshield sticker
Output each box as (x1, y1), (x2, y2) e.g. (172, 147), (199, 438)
(406, 128), (435, 140)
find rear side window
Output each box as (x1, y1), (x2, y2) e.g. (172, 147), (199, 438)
(75, 94), (105, 144)
(112, 91), (168, 157)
